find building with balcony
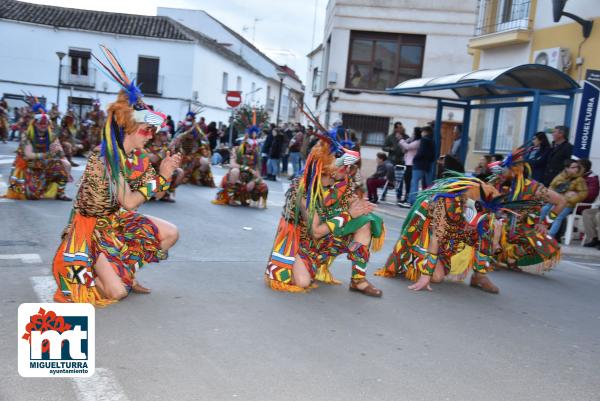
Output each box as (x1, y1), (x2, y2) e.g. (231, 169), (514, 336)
(465, 0), (600, 168)
(0, 0), (303, 126)
(305, 0), (477, 146)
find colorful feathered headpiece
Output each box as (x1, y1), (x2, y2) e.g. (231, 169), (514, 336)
(92, 45), (166, 197)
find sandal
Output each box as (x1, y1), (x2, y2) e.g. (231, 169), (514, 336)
(131, 282), (152, 294)
(349, 278), (382, 297)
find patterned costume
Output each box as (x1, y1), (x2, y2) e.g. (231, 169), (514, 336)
(0, 100), (9, 142)
(491, 149), (561, 274)
(376, 177), (501, 283)
(85, 102), (106, 151)
(265, 134), (385, 294)
(212, 165), (268, 207)
(147, 128), (181, 200)
(5, 104), (69, 200)
(52, 45), (174, 306)
(170, 127), (215, 187)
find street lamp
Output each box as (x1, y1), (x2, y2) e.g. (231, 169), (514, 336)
(56, 51), (66, 108)
(275, 71), (286, 124)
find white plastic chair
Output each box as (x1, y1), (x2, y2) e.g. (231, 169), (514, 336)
(564, 202), (600, 245)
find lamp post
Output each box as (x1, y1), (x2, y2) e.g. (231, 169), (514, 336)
(275, 71), (286, 124)
(55, 51), (66, 108)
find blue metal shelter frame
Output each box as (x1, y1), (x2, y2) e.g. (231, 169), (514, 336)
(386, 64), (580, 165)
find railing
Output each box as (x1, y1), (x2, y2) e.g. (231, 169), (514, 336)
(130, 73), (164, 95)
(474, 0), (531, 36)
(60, 66), (96, 88)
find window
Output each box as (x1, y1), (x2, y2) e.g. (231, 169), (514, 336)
(346, 31), (425, 91)
(251, 82), (256, 101)
(68, 96), (93, 122)
(475, 0), (531, 36)
(236, 76), (242, 91)
(69, 49), (90, 76)
(267, 85), (271, 99)
(342, 113), (390, 146)
(222, 72), (229, 94)
(311, 67), (319, 92)
(137, 56), (160, 94)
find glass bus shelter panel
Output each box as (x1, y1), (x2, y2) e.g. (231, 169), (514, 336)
(537, 103), (567, 134)
(496, 106), (528, 154)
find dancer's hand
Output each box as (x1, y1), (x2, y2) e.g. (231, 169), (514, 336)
(349, 198), (376, 218)
(408, 275), (432, 291)
(160, 151), (181, 178)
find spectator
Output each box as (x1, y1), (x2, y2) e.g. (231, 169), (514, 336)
(367, 152), (395, 203)
(582, 206), (600, 248)
(526, 132), (551, 182)
(543, 125), (573, 186)
(288, 128), (304, 179)
(300, 125), (316, 163)
(474, 155), (493, 181)
(540, 159), (588, 239)
(448, 124), (463, 159)
(579, 159), (599, 205)
(397, 127), (421, 205)
(206, 121), (219, 151)
(280, 123), (292, 176)
(261, 125), (274, 176)
(267, 128), (284, 181)
(199, 116), (207, 133)
(382, 122), (406, 165)
(165, 115), (175, 139)
(402, 126), (435, 207)
(436, 154), (465, 179)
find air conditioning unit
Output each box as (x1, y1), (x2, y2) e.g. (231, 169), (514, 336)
(533, 47), (571, 72)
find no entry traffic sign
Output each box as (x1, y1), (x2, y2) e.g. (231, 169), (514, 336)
(226, 91), (242, 107)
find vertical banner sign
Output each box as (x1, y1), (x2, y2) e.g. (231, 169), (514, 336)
(573, 70), (600, 159)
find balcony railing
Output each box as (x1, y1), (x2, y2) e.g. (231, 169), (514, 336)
(130, 73), (164, 95)
(474, 0), (531, 36)
(60, 66), (96, 88)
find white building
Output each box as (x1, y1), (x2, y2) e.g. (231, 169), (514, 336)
(306, 0), (477, 146)
(0, 0), (304, 126)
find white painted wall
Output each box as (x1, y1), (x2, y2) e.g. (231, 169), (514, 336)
(0, 19), (194, 120)
(310, 0), (476, 136)
(478, 42), (531, 69)
(534, 0), (600, 30)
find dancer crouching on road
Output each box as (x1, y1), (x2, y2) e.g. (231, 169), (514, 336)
(52, 46), (181, 306)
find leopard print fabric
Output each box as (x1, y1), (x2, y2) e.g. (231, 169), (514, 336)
(73, 150), (160, 217)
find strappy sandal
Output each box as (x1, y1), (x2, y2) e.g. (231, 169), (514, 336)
(131, 282), (152, 294)
(349, 279), (382, 297)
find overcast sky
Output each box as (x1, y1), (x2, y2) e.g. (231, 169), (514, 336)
(24, 0), (327, 83)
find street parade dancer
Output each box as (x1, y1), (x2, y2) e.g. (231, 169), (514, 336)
(52, 46), (181, 306)
(147, 126), (183, 202)
(212, 116), (267, 208)
(265, 117), (386, 296)
(84, 99), (106, 151)
(4, 98), (71, 201)
(59, 109), (84, 166)
(490, 147), (566, 274)
(170, 111), (215, 187)
(375, 175), (508, 293)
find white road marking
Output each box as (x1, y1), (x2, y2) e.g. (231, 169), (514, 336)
(0, 253), (42, 264)
(30, 276), (55, 303)
(72, 368), (130, 401)
(29, 275), (130, 401)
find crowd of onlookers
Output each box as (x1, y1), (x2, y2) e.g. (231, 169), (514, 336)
(368, 122), (600, 246)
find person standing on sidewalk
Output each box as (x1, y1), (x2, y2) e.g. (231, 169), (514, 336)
(267, 128), (284, 181)
(288, 127), (304, 179)
(402, 126), (434, 207)
(397, 127), (421, 205)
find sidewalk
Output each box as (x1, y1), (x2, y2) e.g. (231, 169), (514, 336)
(375, 200), (598, 260)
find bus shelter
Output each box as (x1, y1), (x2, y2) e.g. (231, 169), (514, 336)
(387, 64), (580, 166)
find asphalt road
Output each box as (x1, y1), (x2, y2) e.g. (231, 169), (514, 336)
(0, 142), (599, 401)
